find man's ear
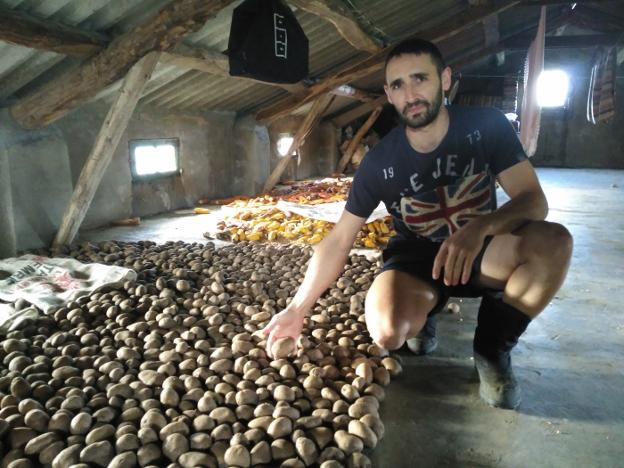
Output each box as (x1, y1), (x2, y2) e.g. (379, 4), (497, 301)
(441, 66), (452, 92)
(383, 85), (393, 105)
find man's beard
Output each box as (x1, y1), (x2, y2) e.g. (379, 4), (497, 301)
(397, 86), (443, 129)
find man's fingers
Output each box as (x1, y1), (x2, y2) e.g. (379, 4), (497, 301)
(432, 243), (448, 279)
(443, 247), (459, 285)
(461, 255), (475, 284)
(265, 328), (279, 359)
(262, 320), (275, 336)
(451, 252), (466, 286)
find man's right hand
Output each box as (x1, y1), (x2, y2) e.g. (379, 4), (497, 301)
(262, 307), (306, 358)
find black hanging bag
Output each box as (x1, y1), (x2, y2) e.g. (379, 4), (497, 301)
(228, 0), (309, 84)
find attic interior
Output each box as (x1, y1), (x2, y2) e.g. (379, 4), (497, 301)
(0, 0), (623, 467)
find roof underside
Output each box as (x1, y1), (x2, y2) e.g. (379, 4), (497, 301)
(0, 0), (622, 121)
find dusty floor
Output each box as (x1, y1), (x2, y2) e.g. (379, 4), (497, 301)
(81, 168), (624, 468)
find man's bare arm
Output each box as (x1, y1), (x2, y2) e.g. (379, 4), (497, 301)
(476, 159), (548, 236)
(433, 160), (548, 285)
(288, 210), (366, 316)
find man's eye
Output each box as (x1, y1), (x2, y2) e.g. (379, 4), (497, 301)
(392, 83), (401, 90)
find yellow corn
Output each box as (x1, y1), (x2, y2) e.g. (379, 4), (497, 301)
(308, 234), (323, 244)
(363, 238), (376, 248)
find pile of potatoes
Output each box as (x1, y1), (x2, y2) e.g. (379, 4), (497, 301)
(0, 240), (403, 467)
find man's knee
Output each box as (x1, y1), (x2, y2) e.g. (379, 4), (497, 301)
(522, 221), (573, 262)
(365, 304), (417, 350)
(371, 327), (406, 351)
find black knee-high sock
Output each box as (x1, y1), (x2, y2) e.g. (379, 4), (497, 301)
(473, 292), (532, 362)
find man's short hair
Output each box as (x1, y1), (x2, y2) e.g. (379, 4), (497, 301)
(384, 38), (446, 76)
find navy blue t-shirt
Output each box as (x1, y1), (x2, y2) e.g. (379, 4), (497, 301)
(345, 106), (527, 242)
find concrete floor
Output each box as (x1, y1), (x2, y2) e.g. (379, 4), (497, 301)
(82, 168), (624, 468)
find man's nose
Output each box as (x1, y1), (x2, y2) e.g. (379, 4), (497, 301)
(405, 82), (419, 102)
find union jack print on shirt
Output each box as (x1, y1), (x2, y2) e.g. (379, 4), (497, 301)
(400, 171), (492, 241)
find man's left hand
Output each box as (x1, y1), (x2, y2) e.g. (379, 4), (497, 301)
(432, 220), (488, 286)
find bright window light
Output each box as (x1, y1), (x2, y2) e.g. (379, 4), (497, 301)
(537, 69), (569, 108)
(277, 135), (295, 157)
(130, 139), (179, 178)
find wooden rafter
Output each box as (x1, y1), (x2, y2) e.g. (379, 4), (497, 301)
(52, 53), (160, 248)
(289, 0), (381, 53)
(10, 0), (235, 130)
(160, 46), (308, 95)
(255, 1), (521, 124)
(331, 95), (387, 128)
(263, 94), (336, 193)
(0, 6), (108, 58)
(336, 106), (382, 173)
(159, 47), (379, 102)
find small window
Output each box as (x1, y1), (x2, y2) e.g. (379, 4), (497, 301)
(130, 138), (180, 180)
(536, 69), (570, 108)
(276, 134), (295, 157)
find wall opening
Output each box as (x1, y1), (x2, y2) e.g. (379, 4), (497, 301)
(276, 135), (295, 157)
(537, 69), (570, 108)
(129, 138), (180, 180)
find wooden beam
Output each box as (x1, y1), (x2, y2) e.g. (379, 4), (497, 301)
(52, 52), (160, 248)
(160, 49), (376, 102)
(263, 94), (335, 193)
(0, 6), (108, 58)
(289, 0), (381, 53)
(10, 0), (235, 130)
(331, 95), (387, 128)
(255, 1), (521, 123)
(336, 106), (382, 173)
(160, 46), (308, 95)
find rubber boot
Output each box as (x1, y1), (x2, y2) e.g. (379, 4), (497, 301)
(473, 293), (531, 409)
(406, 313), (438, 355)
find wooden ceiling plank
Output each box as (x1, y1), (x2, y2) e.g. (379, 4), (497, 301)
(10, 0), (236, 130)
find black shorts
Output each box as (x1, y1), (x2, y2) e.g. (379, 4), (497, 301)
(380, 236), (499, 316)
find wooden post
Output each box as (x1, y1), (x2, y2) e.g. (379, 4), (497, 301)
(336, 106), (382, 173)
(52, 52), (160, 248)
(262, 94), (335, 193)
